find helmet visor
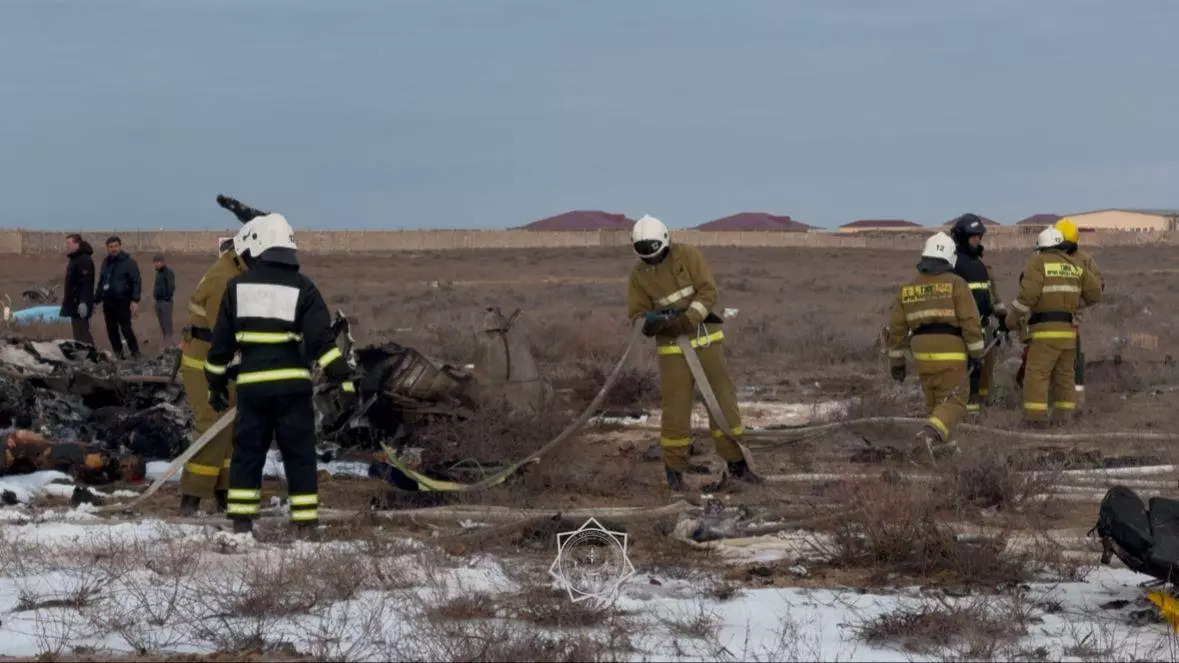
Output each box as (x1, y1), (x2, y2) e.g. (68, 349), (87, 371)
(633, 239), (664, 257)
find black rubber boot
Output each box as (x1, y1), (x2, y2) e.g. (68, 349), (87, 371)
(665, 467), (685, 492)
(726, 459), (764, 485)
(179, 494), (201, 517)
(232, 517), (254, 535)
(214, 490), (228, 514)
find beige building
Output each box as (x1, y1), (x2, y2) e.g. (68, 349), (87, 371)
(1064, 208), (1179, 232)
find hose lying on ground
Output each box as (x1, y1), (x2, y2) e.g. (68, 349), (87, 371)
(721, 417), (1179, 444)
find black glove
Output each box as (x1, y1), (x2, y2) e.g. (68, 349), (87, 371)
(216, 194), (268, 224)
(208, 388), (230, 414)
(667, 314), (697, 336)
(890, 365), (906, 383)
(968, 357), (983, 374)
(642, 315), (672, 338)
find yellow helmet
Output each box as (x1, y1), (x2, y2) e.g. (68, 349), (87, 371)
(1055, 217), (1079, 244)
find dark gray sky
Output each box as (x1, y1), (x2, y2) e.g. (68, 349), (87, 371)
(2, 0), (1176, 230)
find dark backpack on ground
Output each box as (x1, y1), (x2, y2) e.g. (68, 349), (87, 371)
(1094, 485), (1179, 582)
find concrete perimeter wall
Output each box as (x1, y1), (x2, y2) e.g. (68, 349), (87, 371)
(5, 228), (1179, 255)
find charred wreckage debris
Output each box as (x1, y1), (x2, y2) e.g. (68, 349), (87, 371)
(0, 305), (553, 502)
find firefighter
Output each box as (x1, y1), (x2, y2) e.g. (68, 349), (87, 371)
(204, 213), (355, 535)
(888, 232), (985, 461)
(626, 214), (760, 494)
(1055, 217), (1103, 402)
(177, 226), (254, 516)
(948, 214), (1008, 412)
(1005, 227), (1102, 426)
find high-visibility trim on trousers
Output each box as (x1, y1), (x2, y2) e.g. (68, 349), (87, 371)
(185, 462), (221, 477)
(966, 403), (980, 412)
(1030, 330), (1076, 340)
(912, 352), (966, 361)
(657, 331), (725, 355)
(235, 331), (303, 344)
(1054, 401), (1076, 410)
(236, 368), (312, 384)
(228, 488), (261, 500)
(928, 416), (949, 438)
(711, 426), (745, 439)
(1024, 402), (1049, 411)
(227, 503), (259, 516)
(661, 436), (693, 447)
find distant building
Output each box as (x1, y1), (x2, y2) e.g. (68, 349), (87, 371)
(519, 210), (635, 231)
(1014, 214), (1062, 232)
(838, 219), (923, 233)
(694, 212), (815, 232)
(1060, 208), (1179, 232)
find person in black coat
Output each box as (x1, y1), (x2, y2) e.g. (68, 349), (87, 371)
(152, 254), (176, 344)
(94, 236), (142, 359)
(60, 234), (96, 345)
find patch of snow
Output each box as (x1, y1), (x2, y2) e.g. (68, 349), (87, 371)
(0, 471), (72, 504)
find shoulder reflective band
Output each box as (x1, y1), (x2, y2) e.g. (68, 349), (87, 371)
(235, 331), (304, 344)
(235, 368), (312, 384)
(317, 346), (343, 368)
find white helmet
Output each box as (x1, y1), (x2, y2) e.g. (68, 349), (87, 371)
(1037, 227), (1065, 250)
(232, 219), (257, 258)
(632, 214), (670, 258)
(240, 213), (297, 258)
(921, 231), (957, 268)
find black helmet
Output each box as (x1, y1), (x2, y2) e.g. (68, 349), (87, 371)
(950, 213), (986, 246)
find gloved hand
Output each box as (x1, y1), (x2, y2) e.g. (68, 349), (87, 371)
(77, 303), (89, 319)
(642, 315), (672, 338)
(667, 314), (697, 336)
(208, 388), (230, 414)
(994, 316), (1010, 346)
(890, 365), (906, 383)
(968, 356), (983, 374)
(1004, 314), (1019, 336)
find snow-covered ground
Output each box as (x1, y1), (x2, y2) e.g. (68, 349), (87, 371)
(0, 511), (1176, 661)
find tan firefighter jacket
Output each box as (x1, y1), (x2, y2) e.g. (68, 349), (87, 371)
(1008, 249), (1101, 345)
(182, 250), (247, 369)
(888, 269), (985, 368)
(627, 244), (723, 356)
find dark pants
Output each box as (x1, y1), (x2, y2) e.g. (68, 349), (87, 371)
(102, 299), (139, 358)
(227, 392), (319, 525)
(70, 317), (94, 346)
(155, 300), (174, 342)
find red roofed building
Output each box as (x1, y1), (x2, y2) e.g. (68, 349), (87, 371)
(520, 210), (635, 231)
(694, 212), (815, 232)
(1015, 214), (1062, 231)
(838, 219), (923, 233)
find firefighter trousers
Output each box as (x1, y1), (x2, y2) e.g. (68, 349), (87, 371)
(226, 392), (319, 525)
(968, 348), (998, 412)
(657, 342), (745, 472)
(1023, 337), (1076, 422)
(179, 354), (236, 500)
(918, 360), (969, 442)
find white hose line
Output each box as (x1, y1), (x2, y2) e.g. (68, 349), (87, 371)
(624, 416), (1179, 443)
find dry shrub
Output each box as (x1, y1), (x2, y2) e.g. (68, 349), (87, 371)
(822, 480), (1030, 586)
(853, 591), (1036, 659)
(941, 440), (1054, 511)
(573, 362), (660, 410)
(414, 399), (572, 468)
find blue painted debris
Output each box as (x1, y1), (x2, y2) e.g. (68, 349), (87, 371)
(6, 305), (68, 325)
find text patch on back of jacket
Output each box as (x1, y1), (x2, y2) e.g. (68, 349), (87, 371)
(1044, 263), (1084, 279)
(901, 283), (953, 304)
